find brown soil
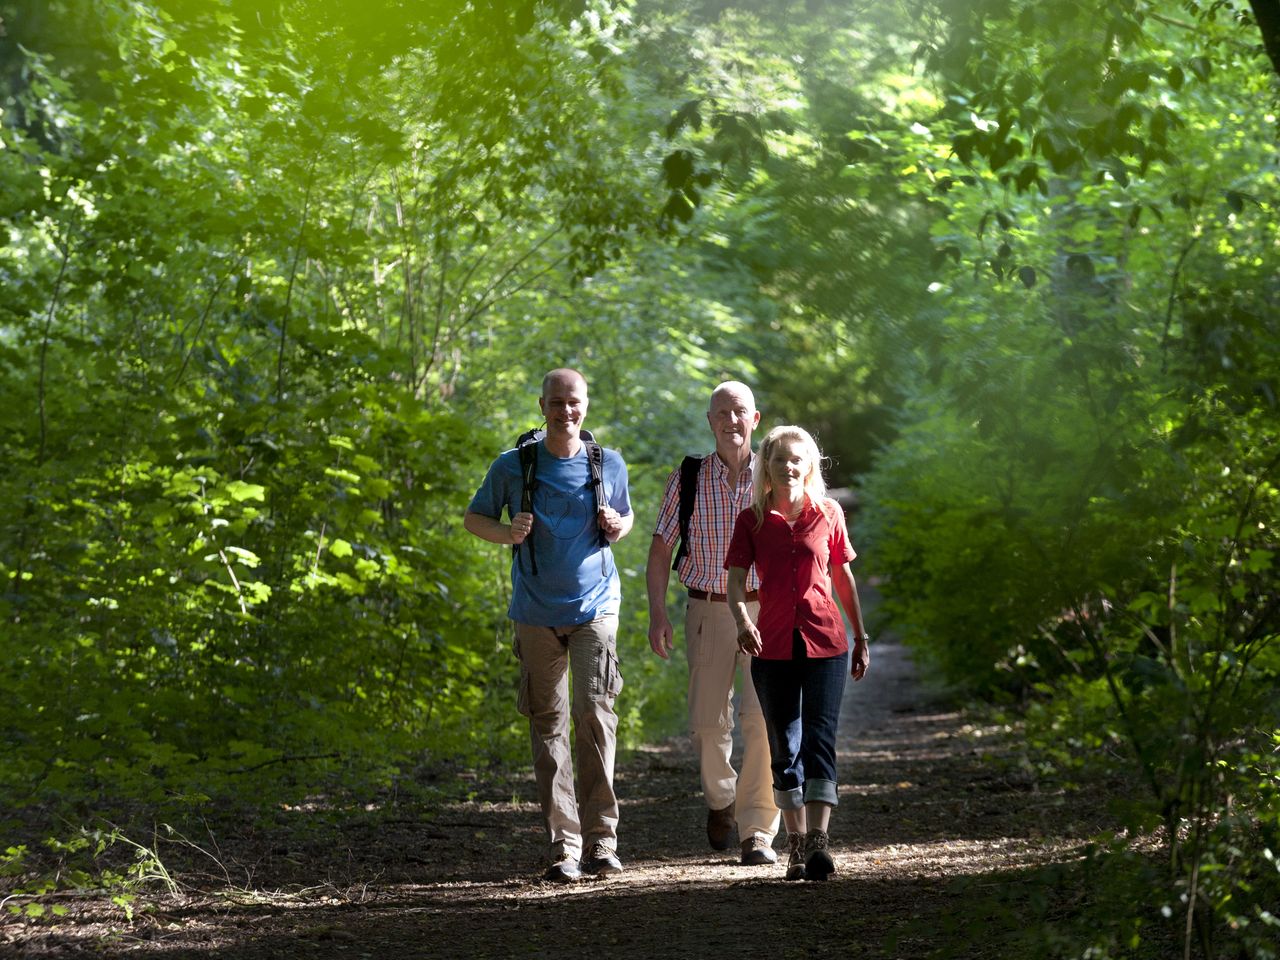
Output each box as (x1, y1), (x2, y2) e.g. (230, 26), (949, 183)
(1, 639), (1109, 959)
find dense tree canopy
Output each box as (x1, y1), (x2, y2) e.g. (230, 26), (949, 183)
(2, 1), (1276, 955)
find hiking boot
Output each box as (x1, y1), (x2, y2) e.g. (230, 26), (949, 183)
(542, 853), (581, 883)
(784, 832), (806, 881)
(706, 801), (736, 851)
(580, 840), (623, 877)
(803, 828), (835, 882)
(740, 835), (778, 866)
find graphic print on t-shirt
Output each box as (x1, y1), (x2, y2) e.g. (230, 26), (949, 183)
(539, 484), (591, 540)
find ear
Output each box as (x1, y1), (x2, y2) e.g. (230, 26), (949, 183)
(538, 395), (547, 416)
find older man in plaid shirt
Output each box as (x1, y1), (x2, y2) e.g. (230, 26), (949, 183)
(645, 381), (780, 865)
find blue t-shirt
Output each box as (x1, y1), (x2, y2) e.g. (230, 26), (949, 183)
(468, 441), (631, 627)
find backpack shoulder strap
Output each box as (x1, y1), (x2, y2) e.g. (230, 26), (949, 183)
(671, 454), (704, 572)
(517, 431), (542, 516)
(583, 438), (607, 548)
(514, 429), (544, 574)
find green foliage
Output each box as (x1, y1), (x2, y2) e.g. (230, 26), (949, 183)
(3, 824), (173, 921)
(634, 0), (945, 477)
(917, 0), (1279, 196)
(0, 0), (720, 824)
(861, 3), (1279, 954)
(2, 5), (1276, 957)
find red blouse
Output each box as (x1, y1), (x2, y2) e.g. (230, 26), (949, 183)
(724, 497), (856, 660)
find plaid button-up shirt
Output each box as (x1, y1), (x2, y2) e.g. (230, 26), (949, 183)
(654, 452), (760, 594)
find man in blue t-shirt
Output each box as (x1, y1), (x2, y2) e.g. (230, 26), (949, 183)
(464, 368), (633, 883)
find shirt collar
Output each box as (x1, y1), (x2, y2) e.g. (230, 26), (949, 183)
(769, 495), (821, 523)
(709, 450), (754, 486)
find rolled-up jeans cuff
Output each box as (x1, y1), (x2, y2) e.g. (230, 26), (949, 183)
(773, 787), (804, 811)
(803, 778), (839, 806)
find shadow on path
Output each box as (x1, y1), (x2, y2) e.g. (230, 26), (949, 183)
(6, 635), (1110, 960)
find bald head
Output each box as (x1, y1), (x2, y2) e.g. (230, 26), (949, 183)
(542, 367), (588, 399)
(709, 380), (755, 412)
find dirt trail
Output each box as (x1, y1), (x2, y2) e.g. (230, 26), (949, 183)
(5, 625), (1107, 959)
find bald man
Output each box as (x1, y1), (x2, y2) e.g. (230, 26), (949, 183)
(465, 368), (634, 883)
(645, 381), (780, 866)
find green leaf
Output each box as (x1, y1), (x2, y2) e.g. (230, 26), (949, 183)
(663, 191), (695, 223)
(1066, 253), (1094, 280)
(324, 467), (361, 485)
(662, 150), (694, 189)
(224, 546), (261, 568)
(225, 481), (265, 502)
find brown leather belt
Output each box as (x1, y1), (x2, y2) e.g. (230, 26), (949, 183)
(688, 588), (758, 603)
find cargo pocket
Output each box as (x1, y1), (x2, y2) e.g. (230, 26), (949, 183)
(512, 633), (532, 718)
(587, 640), (623, 703)
(604, 647), (623, 700)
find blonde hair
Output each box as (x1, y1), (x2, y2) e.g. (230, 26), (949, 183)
(750, 425), (827, 528)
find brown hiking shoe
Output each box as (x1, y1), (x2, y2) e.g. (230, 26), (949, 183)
(804, 828), (835, 881)
(706, 802), (736, 851)
(580, 840), (623, 877)
(785, 832), (806, 881)
(542, 853), (581, 883)
(740, 835), (778, 865)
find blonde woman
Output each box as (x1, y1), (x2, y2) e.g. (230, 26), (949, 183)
(725, 425), (870, 881)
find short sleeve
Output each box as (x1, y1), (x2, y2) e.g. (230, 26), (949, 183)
(651, 467), (681, 545)
(606, 451), (632, 516)
(826, 499), (856, 566)
(467, 455), (513, 521)
(723, 508), (757, 570)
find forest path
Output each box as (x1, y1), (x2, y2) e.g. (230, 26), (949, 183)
(9, 601), (1105, 959)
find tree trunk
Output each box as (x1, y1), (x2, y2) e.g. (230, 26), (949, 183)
(1249, 0), (1280, 79)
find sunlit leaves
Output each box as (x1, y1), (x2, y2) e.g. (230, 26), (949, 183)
(869, 3), (1280, 945)
(0, 0), (679, 818)
(224, 481), (264, 502)
(916, 0), (1269, 206)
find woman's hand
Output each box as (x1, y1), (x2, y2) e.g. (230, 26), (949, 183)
(736, 619), (763, 657)
(850, 635), (870, 680)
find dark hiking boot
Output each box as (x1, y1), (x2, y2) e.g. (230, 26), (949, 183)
(542, 853), (581, 883)
(706, 801), (736, 851)
(803, 828), (835, 882)
(785, 832), (806, 881)
(580, 841), (623, 877)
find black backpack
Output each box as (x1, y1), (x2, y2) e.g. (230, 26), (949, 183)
(671, 454), (705, 572)
(514, 427), (607, 575)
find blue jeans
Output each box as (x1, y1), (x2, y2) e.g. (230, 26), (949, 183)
(750, 642), (847, 810)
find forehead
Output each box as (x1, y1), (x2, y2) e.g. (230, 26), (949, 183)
(543, 376), (587, 400)
(770, 437), (808, 456)
(709, 388), (754, 413)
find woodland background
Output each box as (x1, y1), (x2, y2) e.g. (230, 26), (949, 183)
(1, 1), (1277, 956)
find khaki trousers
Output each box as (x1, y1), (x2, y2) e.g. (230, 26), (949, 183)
(514, 616), (622, 861)
(685, 596), (779, 842)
